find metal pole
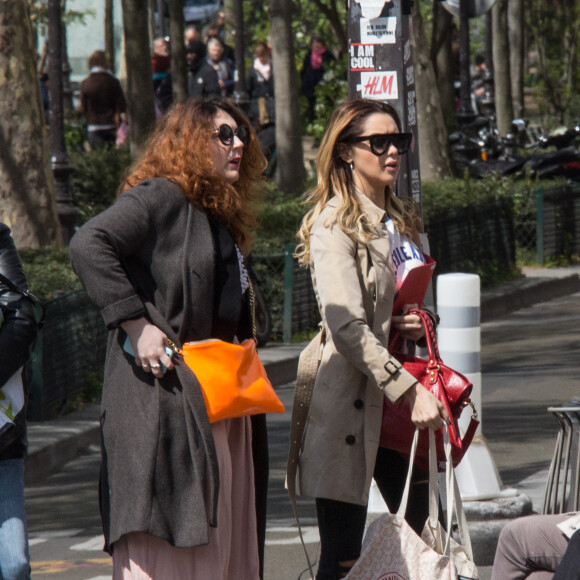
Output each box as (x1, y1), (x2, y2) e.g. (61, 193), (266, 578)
(157, 0), (166, 37)
(457, 0), (476, 124)
(232, 0), (249, 110)
(61, 0), (73, 114)
(283, 244), (294, 343)
(48, 0), (78, 245)
(479, 11), (495, 117)
(536, 188), (544, 264)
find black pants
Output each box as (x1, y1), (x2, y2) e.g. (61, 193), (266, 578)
(315, 447), (432, 580)
(251, 414), (269, 580)
(88, 129), (117, 149)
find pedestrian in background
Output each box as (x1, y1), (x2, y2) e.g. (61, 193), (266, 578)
(300, 35), (335, 123)
(246, 41), (275, 159)
(186, 41), (220, 98)
(79, 50), (126, 150)
(69, 96), (269, 580)
(206, 37), (235, 97)
(293, 99), (448, 579)
(151, 38), (173, 116)
(0, 223), (40, 580)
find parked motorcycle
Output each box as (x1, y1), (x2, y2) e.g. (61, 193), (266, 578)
(449, 117), (580, 181)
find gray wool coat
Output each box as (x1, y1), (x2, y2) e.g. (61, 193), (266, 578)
(297, 193), (419, 506)
(69, 178), (240, 553)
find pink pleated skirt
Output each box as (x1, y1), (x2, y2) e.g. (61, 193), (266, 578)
(112, 416), (259, 580)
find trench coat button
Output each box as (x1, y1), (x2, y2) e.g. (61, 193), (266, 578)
(346, 435), (356, 445)
(354, 399), (364, 409)
(372, 292), (376, 301)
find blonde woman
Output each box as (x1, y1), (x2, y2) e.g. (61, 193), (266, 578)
(294, 99), (449, 579)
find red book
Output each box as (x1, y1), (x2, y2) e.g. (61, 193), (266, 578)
(392, 254), (436, 315)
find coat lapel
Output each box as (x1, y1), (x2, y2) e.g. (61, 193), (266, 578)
(181, 205), (215, 342)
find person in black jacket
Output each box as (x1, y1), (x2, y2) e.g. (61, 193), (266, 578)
(186, 40), (220, 98)
(300, 35), (335, 123)
(69, 97), (269, 579)
(0, 223), (39, 580)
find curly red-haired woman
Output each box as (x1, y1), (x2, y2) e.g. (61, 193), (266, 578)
(70, 96), (268, 579)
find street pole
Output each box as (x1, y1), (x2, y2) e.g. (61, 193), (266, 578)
(457, 0), (476, 124)
(48, 0), (78, 245)
(478, 10), (495, 117)
(232, 0), (249, 110)
(61, 0), (73, 114)
(157, 0), (166, 37)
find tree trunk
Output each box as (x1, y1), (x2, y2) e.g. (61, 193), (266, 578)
(492, 0), (513, 136)
(431, 1), (457, 131)
(105, 0), (115, 73)
(121, 0), (156, 155)
(269, 0), (305, 193)
(167, 0), (187, 103)
(508, 0), (524, 119)
(0, 0), (61, 247)
(412, 1), (454, 180)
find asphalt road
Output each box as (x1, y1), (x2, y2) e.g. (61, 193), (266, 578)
(25, 291), (580, 579)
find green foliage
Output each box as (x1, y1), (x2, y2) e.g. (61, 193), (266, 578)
(254, 181), (307, 254)
(421, 173), (558, 224)
(64, 119), (86, 153)
(19, 248), (81, 301)
(305, 57), (349, 141)
(69, 147), (132, 223)
(526, 0), (580, 122)
(29, 1), (96, 27)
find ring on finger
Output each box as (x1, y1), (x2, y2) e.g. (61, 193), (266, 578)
(150, 363), (161, 369)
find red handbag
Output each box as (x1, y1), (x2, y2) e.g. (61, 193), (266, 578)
(379, 308), (479, 471)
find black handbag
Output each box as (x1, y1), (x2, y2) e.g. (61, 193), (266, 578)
(0, 272), (45, 452)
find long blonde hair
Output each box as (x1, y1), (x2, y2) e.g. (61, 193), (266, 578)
(296, 99), (418, 266)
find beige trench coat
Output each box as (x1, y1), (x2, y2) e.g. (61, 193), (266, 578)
(297, 193), (419, 506)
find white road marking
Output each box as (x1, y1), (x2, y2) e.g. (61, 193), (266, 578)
(28, 529), (83, 539)
(70, 536), (105, 551)
(28, 538), (47, 546)
(265, 526), (320, 545)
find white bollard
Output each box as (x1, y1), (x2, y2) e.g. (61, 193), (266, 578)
(437, 273), (513, 500)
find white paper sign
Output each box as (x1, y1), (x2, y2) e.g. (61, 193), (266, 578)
(355, 0), (392, 20)
(360, 16), (397, 45)
(357, 71), (398, 100)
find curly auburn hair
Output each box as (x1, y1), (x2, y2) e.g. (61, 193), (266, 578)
(119, 96), (267, 253)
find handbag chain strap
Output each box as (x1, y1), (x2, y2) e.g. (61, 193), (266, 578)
(248, 279), (257, 343)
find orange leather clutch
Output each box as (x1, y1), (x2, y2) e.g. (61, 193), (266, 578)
(180, 338), (285, 423)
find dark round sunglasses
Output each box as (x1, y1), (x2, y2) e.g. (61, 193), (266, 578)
(347, 132), (413, 156)
(213, 124), (250, 147)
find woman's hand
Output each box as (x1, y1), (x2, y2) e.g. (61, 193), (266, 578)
(402, 383), (450, 430)
(121, 317), (174, 378)
(391, 303), (425, 342)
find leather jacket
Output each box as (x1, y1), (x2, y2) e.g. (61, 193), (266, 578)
(0, 223), (38, 460)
